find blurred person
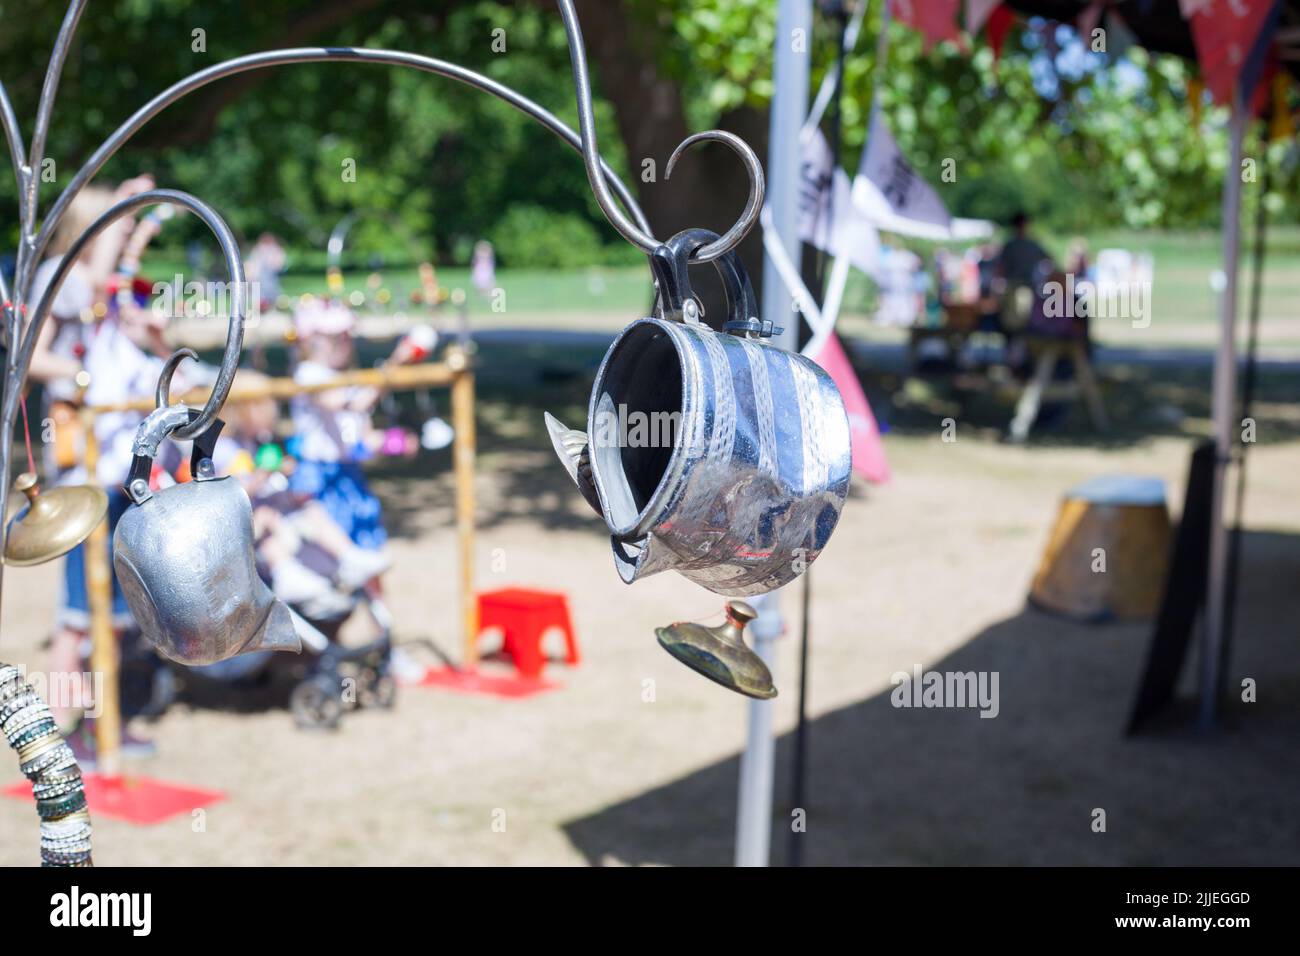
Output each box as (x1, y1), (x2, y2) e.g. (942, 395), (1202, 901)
(27, 177), (155, 455)
(287, 298), (392, 553)
(247, 232), (287, 311)
(995, 211), (1053, 334)
(975, 240), (1004, 334)
(996, 211), (1052, 286)
(875, 244), (924, 327)
(471, 239), (496, 297)
(933, 248), (954, 302)
(957, 247), (982, 304)
(24, 177), (197, 760)
(217, 373), (389, 620)
(1065, 238), (1096, 352)
(26, 180), (151, 734)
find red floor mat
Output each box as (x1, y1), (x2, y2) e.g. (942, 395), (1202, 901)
(413, 665), (561, 698)
(4, 772), (225, 825)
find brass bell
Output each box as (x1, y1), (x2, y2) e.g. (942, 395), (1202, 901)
(4, 472), (108, 567)
(655, 600), (777, 699)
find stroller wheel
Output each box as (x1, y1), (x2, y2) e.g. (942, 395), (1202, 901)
(366, 675), (397, 710)
(290, 676), (343, 730)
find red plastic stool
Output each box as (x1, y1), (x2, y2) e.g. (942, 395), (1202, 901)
(476, 588), (580, 679)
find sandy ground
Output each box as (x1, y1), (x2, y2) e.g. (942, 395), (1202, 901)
(2, 363), (1299, 866)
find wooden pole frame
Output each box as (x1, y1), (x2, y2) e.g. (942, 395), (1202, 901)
(77, 351), (476, 770)
(80, 421), (121, 777)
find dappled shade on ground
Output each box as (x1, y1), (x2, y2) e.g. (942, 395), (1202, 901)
(564, 528), (1300, 866)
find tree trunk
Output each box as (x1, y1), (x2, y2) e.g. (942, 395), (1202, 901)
(574, 0), (770, 311)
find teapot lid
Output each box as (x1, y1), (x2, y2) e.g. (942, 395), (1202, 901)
(655, 601), (776, 699)
(4, 473), (108, 567)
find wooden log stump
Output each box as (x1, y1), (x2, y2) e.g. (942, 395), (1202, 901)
(1029, 475), (1172, 621)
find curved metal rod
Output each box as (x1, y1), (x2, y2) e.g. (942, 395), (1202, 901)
(21, 0), (87, 283)
(326, 209), (431, 275)
(665, 131), (764, 253)
(0, 81), (28, 229)
(554, 0), (763, 262)
(155, 346), (199, 409)
(0, 79), (27, 358)
(326, 213), (359, 262)
(0, 252), (15, 357)
(14, 189), (246, 442)
(27, 47), (654, 299)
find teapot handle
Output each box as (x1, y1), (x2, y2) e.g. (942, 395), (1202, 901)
(124, 409), (225, 503)
(650, 228), (775, 338)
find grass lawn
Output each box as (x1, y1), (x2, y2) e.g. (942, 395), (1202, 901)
(835, 227), (1300, 352)
(148, 225), (1300, 350)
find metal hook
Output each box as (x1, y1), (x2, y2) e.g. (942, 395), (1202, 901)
(665, 132), (765, 261)
(156, 347), (199, 409)
(555, 0), (764, 262)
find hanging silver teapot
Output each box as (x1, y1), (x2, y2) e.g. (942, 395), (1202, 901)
(113, 403), (300, 666)
(547, 229), (851, 597)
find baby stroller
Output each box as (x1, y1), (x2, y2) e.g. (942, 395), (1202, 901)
(121, 586), (397, 731)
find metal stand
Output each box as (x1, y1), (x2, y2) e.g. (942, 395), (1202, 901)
(1201, 93), (1248, 731)
(735, 0), (814, 869)
(1, 0), (765, 865)
(734, 617), (782, 867)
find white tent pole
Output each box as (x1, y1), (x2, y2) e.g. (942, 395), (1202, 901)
(1201, 92), (1248, 731)
(761, 1), (814, 356)
(736, 0), (812, 869)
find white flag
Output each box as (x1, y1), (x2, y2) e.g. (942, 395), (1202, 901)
(797, 129), (880, 275)
(853, 112), (952, 230)
(796, 128), (836, 251)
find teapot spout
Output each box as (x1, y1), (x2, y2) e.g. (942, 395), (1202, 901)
(610, 534), (676, 584)
(248, 598), (302, 654)
(543, 411), (602, 516)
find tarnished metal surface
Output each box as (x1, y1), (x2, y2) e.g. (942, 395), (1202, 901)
(4, 473), (107, 568)
(113, 476), (300, 666)
(655, 601), (776, 699)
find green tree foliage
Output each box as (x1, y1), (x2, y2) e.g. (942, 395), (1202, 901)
(641, 3), (1294, 230)
(0, 0), (640, 266)
(0, 0), (1291, 269)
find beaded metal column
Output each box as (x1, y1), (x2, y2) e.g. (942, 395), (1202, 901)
(0, 665), (92, 866)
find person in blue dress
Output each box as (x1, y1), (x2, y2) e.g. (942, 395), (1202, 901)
(288, 298), (390, 552)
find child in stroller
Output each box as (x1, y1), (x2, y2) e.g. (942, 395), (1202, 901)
(217, 371), (390, 618)
(122, 371), (395, 729)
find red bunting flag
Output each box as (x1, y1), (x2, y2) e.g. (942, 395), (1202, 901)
(807, 332), (890, 484)
(892, 0), (962, 51)
(987, 5), (1016, 62)
(1180, 0), (1280, 105)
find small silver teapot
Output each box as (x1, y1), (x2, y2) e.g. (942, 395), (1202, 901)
(113, 404), (300, 666)
(547, 229), (851, 597)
